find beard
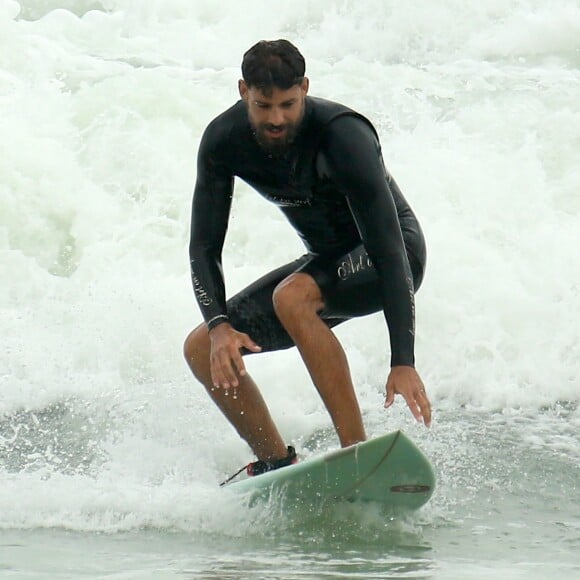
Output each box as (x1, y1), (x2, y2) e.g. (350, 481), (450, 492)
(252, 122), (299, 156)
(249, 102), (305, 156)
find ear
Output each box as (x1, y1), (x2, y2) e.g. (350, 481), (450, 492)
(238, 79), (248, 101)
(301, 77), (310, 95)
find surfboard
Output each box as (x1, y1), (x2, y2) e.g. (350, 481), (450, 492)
(227, 430), (435, 511)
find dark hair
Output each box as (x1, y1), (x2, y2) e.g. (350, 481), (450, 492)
(241, 39), (305, 91)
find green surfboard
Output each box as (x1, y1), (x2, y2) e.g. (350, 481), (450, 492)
(228, 430), (435, 511)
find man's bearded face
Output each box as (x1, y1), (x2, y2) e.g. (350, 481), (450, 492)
(240, 80), (308, 155)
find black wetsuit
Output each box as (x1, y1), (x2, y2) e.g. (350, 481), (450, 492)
(189, 96), (426, 367)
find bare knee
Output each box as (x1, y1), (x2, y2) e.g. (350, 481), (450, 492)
(183, 323), (210, 378)
(272, 273), (324, 324)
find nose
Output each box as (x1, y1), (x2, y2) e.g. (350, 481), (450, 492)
(267, 107), (285, 126)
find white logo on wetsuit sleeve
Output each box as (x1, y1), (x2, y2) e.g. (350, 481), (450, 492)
(190, 264), (213, 306)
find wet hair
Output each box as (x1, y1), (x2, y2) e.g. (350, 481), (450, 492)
(241, 40), (305, 92)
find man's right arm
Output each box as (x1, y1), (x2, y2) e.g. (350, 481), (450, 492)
(190, 120), (263, 389)
(189, 122), (234, 330)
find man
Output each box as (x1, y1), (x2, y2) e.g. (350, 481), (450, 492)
(184, 39), (431, 476)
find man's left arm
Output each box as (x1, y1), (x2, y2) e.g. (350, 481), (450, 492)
(322, 115), (432, 426)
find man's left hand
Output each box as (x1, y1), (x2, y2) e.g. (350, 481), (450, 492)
(384, 366), (432, 427)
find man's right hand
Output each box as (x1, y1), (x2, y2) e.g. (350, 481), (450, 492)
(208, 323), (262, 389)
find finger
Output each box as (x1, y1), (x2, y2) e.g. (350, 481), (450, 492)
(241, 334), (262, 355)
(230, 347), (247, 380)
(210, 358), (224, 389)
(219, 349), (240, 388)
(413, 387), (431, 425)
(384, 378), (395, 409)
(384, 388), (395, 409)
(417, 391), (432, 427)
(410, 402), (423, 423)
(401, 391), (423, 423)
(212, 350), (236, 389)
(232, 334), (261, 378)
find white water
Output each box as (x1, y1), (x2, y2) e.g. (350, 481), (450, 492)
(1, 1), (579, 577)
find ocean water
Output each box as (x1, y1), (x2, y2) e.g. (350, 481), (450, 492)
(1, 0), (579, 578)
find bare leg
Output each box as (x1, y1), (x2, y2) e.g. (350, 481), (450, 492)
(273, 273), (366, 447)
(183, 325), (287, 461)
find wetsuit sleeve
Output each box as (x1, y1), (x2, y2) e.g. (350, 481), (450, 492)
(322, 116), (416, 367)
(189, 122), (234, 329)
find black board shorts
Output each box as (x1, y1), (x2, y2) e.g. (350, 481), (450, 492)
(227, 244), (425, 354)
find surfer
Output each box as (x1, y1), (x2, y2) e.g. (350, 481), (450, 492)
(184, 39), (432, 475)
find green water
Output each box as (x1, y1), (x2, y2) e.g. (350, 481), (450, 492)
(2, 408), (578, 579)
